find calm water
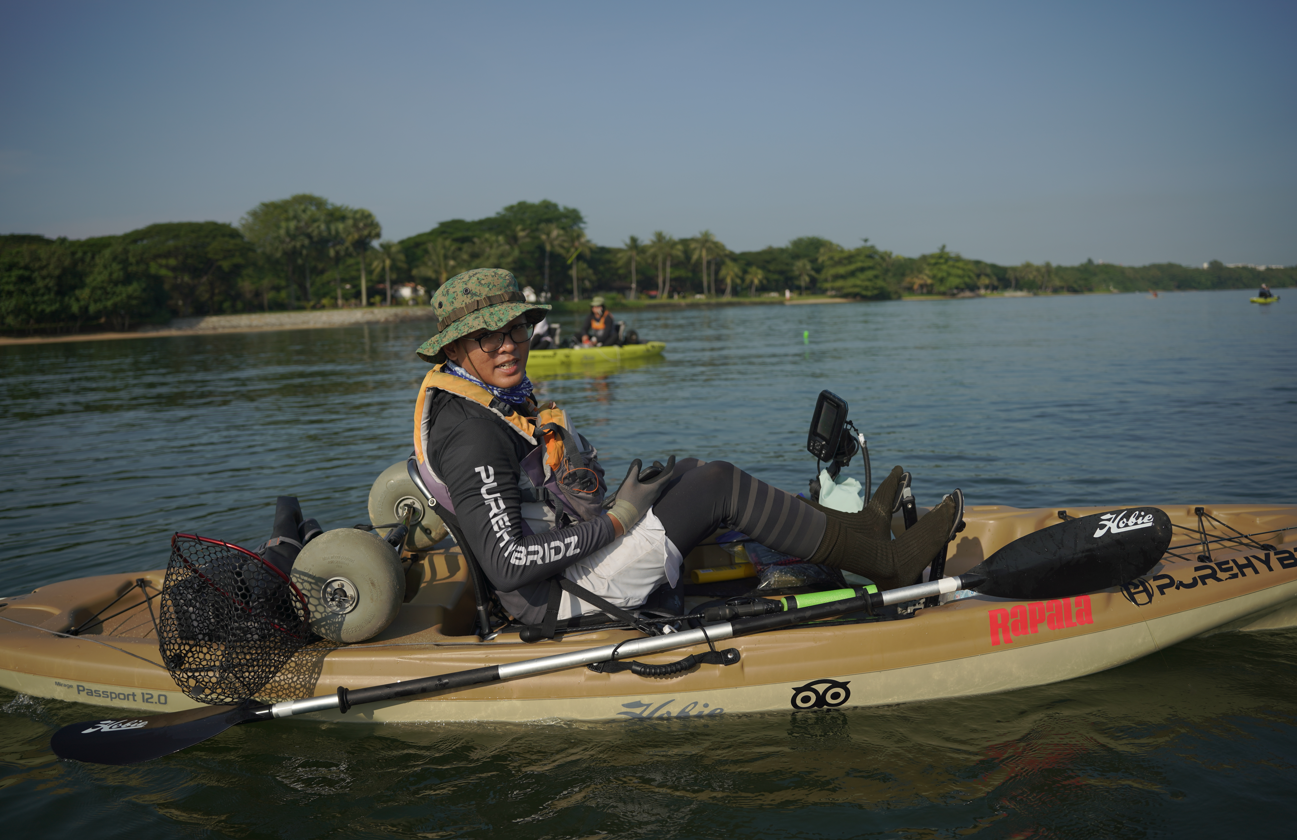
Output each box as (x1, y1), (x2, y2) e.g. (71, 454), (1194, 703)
(2, 290), (1295, 838)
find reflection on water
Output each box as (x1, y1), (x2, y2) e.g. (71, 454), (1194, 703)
(2, 290), (1296, 837)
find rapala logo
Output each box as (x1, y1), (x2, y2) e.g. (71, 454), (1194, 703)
(1093, 509), (1156, 538)
(81, 719), (149, 734)
(989, 595), (1093, 646)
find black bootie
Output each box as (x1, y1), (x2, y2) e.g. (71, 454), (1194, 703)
(808, 489), (963, 590)
(806, 465), (906, 541)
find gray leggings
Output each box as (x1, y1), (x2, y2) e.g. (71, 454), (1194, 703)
(652, 459), (826, 561)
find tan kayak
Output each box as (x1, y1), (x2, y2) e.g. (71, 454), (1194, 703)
(4, 503), (1295, 726)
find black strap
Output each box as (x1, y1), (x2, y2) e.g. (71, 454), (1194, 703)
(437, 291), (525, 330)
(536, 576), (566, 641)
(438, 516), (496, 639)
(588, 647), (741, 677)
(531, 577), (659, 642)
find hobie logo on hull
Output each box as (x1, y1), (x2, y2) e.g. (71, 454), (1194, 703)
(1093, 510), (1156, 538)
(989, 595), (1093, 646)
(81, 719), (149, 734)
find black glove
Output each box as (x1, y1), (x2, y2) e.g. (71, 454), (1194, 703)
(605, 455), (677, 532)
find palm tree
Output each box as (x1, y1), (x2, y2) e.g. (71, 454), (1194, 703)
(708, 237), (731, 297)
(647, 231), (670, 298)
(663, 236), (682, 298)
(903, 274), (933, 295)
(563, 229), (593, 301)
(266, 224), (297, 308)
(792, 257), (815, 296)
(507, 225), (531, 285)
(689, 230), (721, 297)
(468, 233), (516, 269)
(414, 237), (461, 286)
(616, 235), (643, 299)
(342, 208), (382, 306)
(719, 260), (742, 299)
(647, 232), (682, 299)
(370, 241), (407, 306)
(572, 260), (597, 300)
(323, 211), (353, 307)
(745, 266), (765, 298)
(279, 205), (325, 305)
(538, 224), (565, 299)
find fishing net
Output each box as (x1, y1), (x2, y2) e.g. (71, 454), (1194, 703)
(158, 533), (314, 705)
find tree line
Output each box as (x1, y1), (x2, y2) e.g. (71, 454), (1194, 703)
(2, 194), (1293, 334)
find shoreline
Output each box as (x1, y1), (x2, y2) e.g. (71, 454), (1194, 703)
(0, 306), (439, 346)
(0, 296), (833, 346)
(2, 288), (1260, 347)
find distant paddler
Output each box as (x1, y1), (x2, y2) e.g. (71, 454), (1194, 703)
(1257, 283), (1274, 300)
(579, 296), (618, 346)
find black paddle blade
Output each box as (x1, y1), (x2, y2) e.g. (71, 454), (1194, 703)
(50, 703), (259, 765)
(969, 508), (1173, 600)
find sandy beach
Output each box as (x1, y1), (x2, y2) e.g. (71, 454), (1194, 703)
(0, 306), (437, 346)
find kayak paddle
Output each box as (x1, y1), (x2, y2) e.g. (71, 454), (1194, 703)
(49, 507), (1171, 765)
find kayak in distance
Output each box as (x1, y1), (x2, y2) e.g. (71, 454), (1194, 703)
(1250, 296), (1279, 305)
(526, 341), (666, 368)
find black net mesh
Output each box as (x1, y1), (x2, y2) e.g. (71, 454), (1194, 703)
(159, 533), (315, 705)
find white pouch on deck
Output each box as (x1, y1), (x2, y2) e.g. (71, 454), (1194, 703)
(817, 469), (865, 513)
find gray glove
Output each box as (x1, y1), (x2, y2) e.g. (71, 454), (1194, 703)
(605, 456), (677, 532)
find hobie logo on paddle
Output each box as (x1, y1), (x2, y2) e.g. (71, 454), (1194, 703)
(81, 719), (149, 734)
(1092, 510), (1156, 538)
(988, 595), (1093, 646)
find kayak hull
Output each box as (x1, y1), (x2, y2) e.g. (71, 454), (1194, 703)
(1250, 297), (1279, 304)
(3, 503), (1295, 723)
(526, 341), (665, 367)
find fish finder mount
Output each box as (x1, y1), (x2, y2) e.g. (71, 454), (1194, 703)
(807, 390), (870, 502)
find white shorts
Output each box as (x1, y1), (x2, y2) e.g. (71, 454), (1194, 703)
(556, 508), (683, 620)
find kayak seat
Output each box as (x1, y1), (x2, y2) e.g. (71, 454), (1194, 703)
(436, 516), (679, 641)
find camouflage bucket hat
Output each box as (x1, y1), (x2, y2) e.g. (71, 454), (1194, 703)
(416, 268), (551, 363)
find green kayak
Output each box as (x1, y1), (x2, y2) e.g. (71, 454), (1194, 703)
(527, 341), (666, 368)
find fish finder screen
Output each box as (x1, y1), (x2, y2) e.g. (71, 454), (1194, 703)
(815, 403), (838, 440)
(808, 391), (848, 461)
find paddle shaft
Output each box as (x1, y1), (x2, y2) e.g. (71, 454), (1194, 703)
(259, 573), (979, 720)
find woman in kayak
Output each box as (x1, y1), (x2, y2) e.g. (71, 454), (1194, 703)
(579, 296), (618, 346)
(413, 269), (962, 626)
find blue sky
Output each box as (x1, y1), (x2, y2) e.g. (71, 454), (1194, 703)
(1, 0), (1293, 266)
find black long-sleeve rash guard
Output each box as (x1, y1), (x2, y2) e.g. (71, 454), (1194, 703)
(423, 391), (617, 619)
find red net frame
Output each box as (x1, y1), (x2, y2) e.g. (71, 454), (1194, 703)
(158, 533), (315, 704)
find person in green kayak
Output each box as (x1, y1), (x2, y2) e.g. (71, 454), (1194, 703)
(579, 296), (618, 346)
(411, 269), (962, 627)
(1258, 283), (1274, 299)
